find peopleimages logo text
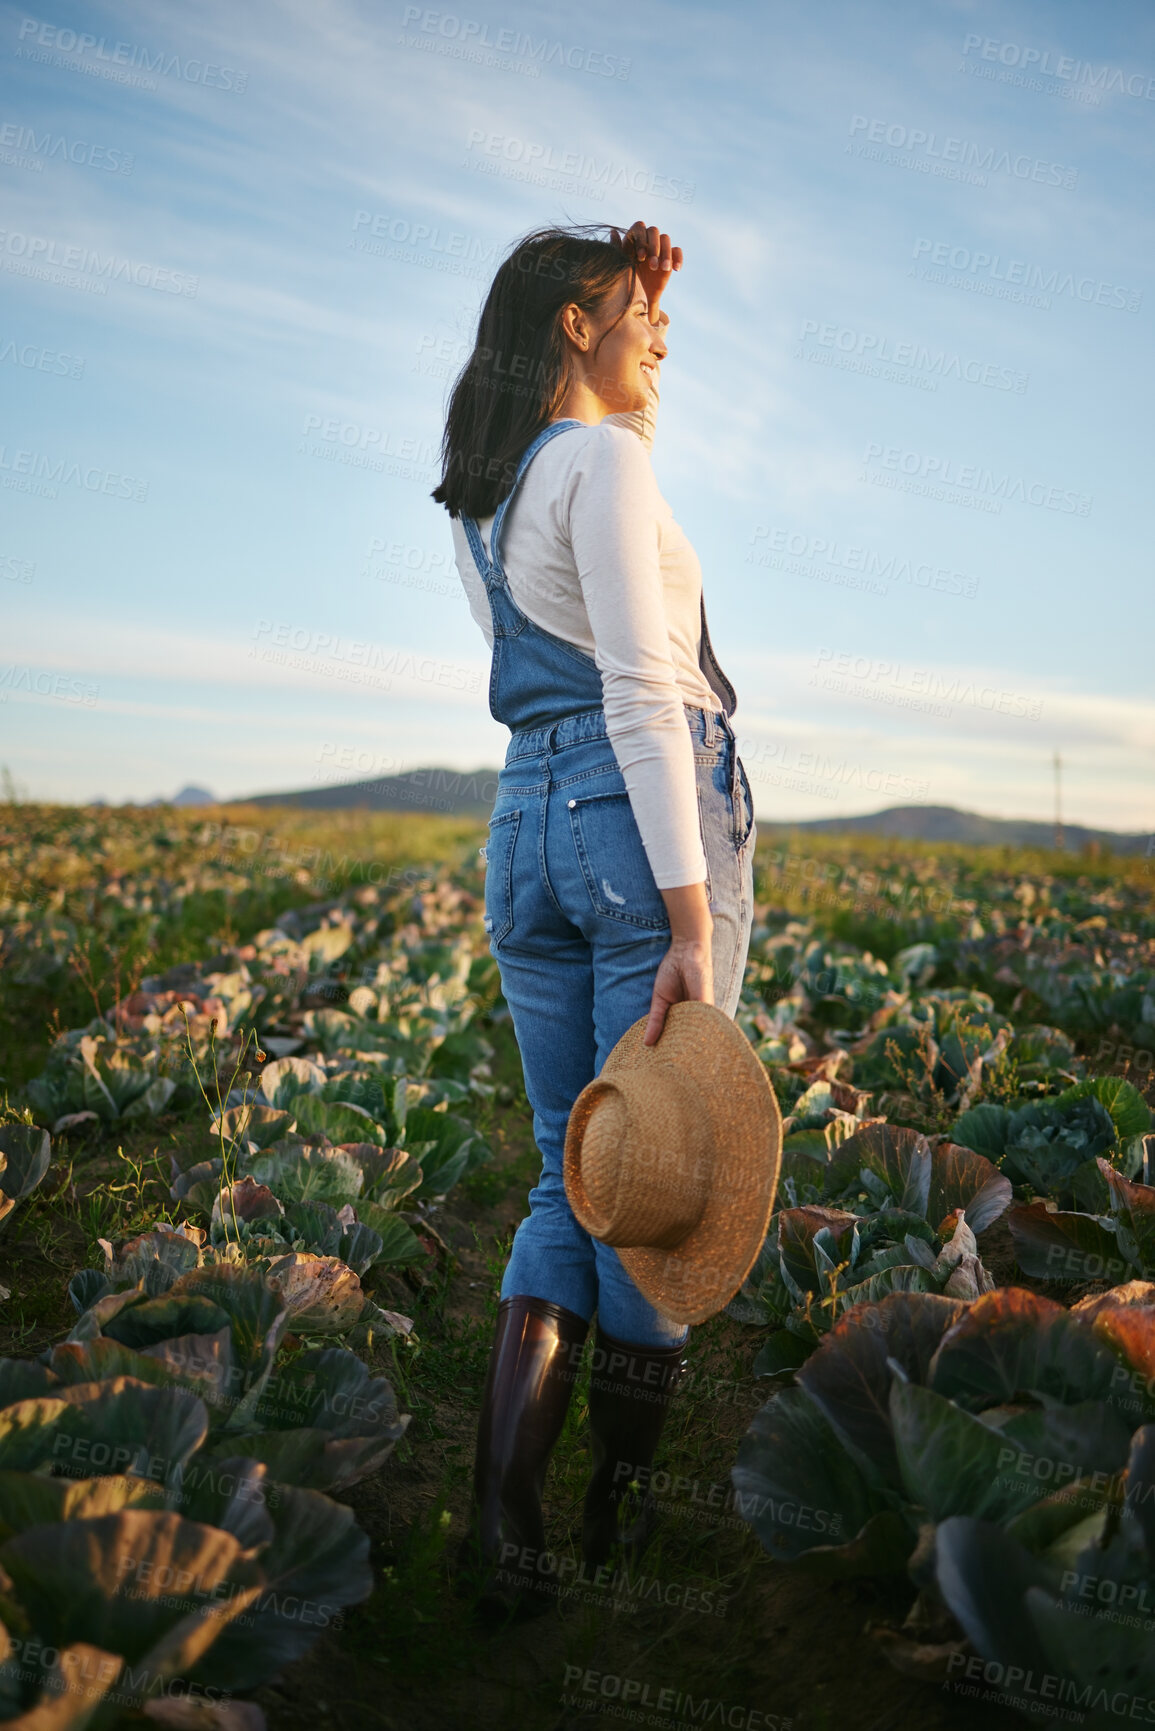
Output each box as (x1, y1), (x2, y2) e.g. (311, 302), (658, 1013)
(848, 116), (1077, 187)
(399, 7), (631, 77)
(962, 33), (1155, 99)
(15, 17), (248, 90)
(464, 131), (695, 202)
(0, 120), (133, 173)
(0, 445), (147, 501)
(0, 229), (197, 295)
(862, 443), (1091, 514)
(911, 238), (1140, 311)
(798, 320), (1027, 392)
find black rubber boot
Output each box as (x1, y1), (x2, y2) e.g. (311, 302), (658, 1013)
(582, 1321), (688, 1574)
(457, 1294), (589, 1616)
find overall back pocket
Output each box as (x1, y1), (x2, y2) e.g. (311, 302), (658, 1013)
(566, 789), (670, 929)
(482, 806), (521, 946)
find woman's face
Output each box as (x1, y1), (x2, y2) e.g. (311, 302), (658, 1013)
(579, 271), (668, 414)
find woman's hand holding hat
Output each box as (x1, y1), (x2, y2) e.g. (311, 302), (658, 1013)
(644, 935), (714, 1049)
(564, 1001), (783, 1326)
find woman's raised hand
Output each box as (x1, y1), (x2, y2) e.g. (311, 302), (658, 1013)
(610, 220), (682, 322)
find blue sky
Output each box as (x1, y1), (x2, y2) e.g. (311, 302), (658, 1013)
(1, 0), (1151, 829)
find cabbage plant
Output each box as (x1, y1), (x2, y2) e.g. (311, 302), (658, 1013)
(849, 994), (1013, 1107)
(932, 1454), (1155, 1729)
(173, 1144), (427, 1274)
(26, 1026), (177, 1130)
(932, 1291), (1155, 1729)
(732, 1286), (1155, 1584)
(954, 1077), (1152, 1209)
(207, 1177), (396, 1276)
(59, 1238), (410, 1490)
(727, 1125), (1010, 1370)
(1009, 1158), (1155, 1287)
(168, 1053), (491, 1273)
(0, 1125), (51, 1234)
(216, 1055), (490, 1203)
(0, 1375), (375, 1713)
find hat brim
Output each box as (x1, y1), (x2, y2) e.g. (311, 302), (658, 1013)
(564, 1000), (781, 1326)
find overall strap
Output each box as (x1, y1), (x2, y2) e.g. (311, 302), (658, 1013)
(698, 594), (737, 717)
(464, 418), (584, 589)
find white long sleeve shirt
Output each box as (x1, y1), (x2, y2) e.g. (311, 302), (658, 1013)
(449, 390), (723, 888)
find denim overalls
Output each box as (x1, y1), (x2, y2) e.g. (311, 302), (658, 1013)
(460, 418), (756, 1346)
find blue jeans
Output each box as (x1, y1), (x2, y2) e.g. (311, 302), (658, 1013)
(485, 704), (756, 1347)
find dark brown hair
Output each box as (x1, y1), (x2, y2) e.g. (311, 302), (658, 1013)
(431, 223), (635, 520)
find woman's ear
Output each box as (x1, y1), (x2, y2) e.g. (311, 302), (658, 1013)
(558, 303), (591, 352)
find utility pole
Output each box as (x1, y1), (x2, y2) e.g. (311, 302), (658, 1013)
(1053, 751), (1064, 851)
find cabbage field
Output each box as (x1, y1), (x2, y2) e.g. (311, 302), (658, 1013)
(1, 800), (1153, 1731)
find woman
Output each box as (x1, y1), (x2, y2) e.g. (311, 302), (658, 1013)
(432, 218), (756, 1610)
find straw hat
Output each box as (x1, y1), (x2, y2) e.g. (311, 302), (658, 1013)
(563, 1001), (782, 1326)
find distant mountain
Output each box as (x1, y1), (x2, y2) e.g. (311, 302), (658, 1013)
(227, 773), (1151, 855)
(138, 785), (218, 808)
(232, 766), (500, 819)
(761, 804), (1152, 856)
